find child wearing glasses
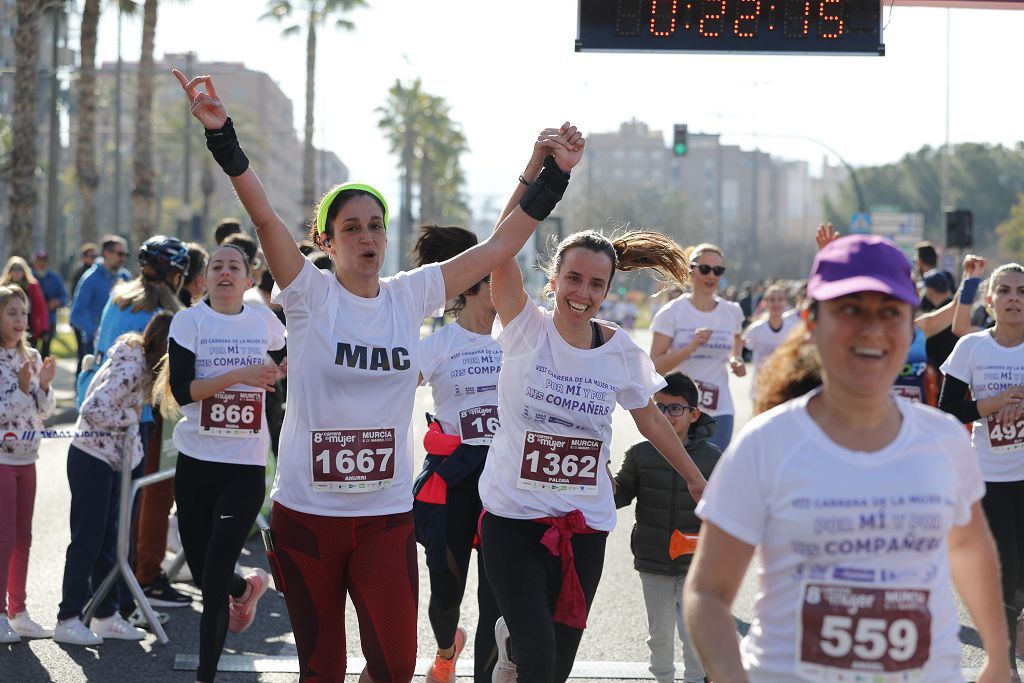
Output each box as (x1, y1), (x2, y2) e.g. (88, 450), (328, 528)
(614, 372), (722, 683)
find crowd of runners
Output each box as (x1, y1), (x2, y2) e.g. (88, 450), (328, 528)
(0, 67), (1021, 683)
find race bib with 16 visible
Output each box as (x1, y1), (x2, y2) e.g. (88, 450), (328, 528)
(310, 428), (396, 492)
(517, 430), (601, 496)
(797, 581), (931, 682)
(459, 405), (499, 446)
(199, 390), (263, 438)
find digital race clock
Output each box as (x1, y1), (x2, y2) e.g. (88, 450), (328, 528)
(576, 0), (884, 55)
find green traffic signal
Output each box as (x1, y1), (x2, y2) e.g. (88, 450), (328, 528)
(673, 142), (687, 156)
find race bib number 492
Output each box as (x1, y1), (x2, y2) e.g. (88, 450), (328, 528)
(988, 414), (1024, 454)
(797, 582), (931, 682)
(310, 428), (396, 492)
(517, 431), (600, 495)
(199, 390), (263, 438)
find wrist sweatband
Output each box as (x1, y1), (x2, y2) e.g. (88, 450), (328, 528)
(519, 155), (570, 222)
(959, 277), (981, 304)
(205, 117), (250, 177)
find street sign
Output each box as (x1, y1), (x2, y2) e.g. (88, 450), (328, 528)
(849, 212), (872, 233)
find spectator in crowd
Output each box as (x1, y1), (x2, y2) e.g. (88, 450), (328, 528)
(178, 243), (209, 308)
(921, 270), (959, 371)
(31, 251), (67, 358)
(212, 218), (243, 247)
(915, 240), (956, 297)
(69, 243), (98, 299)
(1, 257), (50, 348)
(69, 237), (131, 376)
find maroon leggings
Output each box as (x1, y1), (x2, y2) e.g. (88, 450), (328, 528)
(269, 502), (418, 683)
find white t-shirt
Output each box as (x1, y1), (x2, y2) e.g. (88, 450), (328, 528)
(743, 315), (800, 373)
(940, 330), (1024, 481)
(271, 258), (445, 516)
(478, 304), (665, 531)
(697, 390), (984, 683)
(420, 322), (503, 445)
(170, 301), (286, 466)
(650, 294), (744, 416)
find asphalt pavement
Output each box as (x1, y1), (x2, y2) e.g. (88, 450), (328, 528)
(0, 333), (1012, 681)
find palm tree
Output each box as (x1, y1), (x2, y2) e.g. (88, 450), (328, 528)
(377, 79), (469, 268)
(74, 1), (138, 244)
(261, 0), (367, 218)
(130, 0), (157, 250)
(7, 0), (44, 259)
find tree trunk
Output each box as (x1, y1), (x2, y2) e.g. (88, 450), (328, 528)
(7, 0), (42, 260)
(302, 7), (317, 213)
(131, 0), (158, 251)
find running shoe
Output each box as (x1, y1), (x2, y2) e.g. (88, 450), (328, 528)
(426, 626), (467, 683)
(0, 615), (20, 644)
(90, 613), (146, 641)
(126, 606), (169, 630)
(53, 618), (102, 646)
(141, 572), (191, 608)
(492, 617), (517, 683)
(8, 611), (52, 639)
(228, 568), (269, 634)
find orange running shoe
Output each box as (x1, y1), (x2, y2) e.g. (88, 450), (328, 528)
(426, 626), (467, 683)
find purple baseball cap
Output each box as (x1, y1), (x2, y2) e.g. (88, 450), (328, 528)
(807, 234), (918, 306)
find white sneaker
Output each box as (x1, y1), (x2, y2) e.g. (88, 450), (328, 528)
(492, 617), (517, 683)
(0, 615), (20, 644)
(8, 611), (53, 639)
(53, 618), (102, 646)
(90, 613), (145, 641)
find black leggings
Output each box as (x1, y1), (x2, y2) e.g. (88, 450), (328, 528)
(175, 453), (266, 683)
(480, 512), (607, 683)
(980, 479), (1024, 667)
(425, 468), (501, 681)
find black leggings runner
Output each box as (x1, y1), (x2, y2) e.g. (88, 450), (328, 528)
(481, 512), (607, 683)
(175, 453), (266, 683)
(425, 466), (501, 680)
(980, 479), (1024, 667)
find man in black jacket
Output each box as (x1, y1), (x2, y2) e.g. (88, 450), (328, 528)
(615, 372), (722, 683)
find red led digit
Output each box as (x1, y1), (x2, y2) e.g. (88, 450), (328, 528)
(616, 0), (644, 37)
(698, 0), (725, 37)
(783, 0), (810, 37)
(818, 0), (844, 38)
(734, 0), (761, 38)
(650, 0), (679, 36)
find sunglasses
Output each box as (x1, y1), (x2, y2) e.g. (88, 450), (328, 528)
(656, 402), (692, 417)
(691, 263), (726, 276)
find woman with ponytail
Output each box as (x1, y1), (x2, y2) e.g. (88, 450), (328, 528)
(412, 225), (503, 683)
(478, 130), (706, 683)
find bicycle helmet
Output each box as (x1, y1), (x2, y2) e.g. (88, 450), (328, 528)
(138, 235), (190, 282)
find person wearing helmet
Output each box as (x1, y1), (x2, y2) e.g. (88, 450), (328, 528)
(92, 235), (192, 624)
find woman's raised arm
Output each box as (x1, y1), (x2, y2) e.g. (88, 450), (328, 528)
(173, 70), (304, 288)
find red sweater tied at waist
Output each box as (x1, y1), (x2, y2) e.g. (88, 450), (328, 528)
(415, 422), (461, 505)
(537, 509), (600, 630)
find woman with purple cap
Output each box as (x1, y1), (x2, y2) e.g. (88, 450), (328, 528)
(683, 234), (1009, 682)
(175, 68), (585, 683)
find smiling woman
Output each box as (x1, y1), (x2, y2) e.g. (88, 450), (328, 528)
(684, 235), (1010, 683)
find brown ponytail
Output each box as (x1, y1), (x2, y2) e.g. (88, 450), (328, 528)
(753, 321), (821, 414)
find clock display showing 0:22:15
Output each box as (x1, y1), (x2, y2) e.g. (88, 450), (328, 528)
(615, 0), (856, 40)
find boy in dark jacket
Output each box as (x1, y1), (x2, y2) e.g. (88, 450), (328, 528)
(615, 372), (722, 683)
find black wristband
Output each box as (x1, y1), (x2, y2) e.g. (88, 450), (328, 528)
(204, 117), (250, 177)
(518, 156), (569, 222)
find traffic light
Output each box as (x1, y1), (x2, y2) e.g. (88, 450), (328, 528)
(946, 210), (973, 248)
(672, 124), (688, 156)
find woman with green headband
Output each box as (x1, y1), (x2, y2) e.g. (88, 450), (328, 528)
(174, 68), (584, 683)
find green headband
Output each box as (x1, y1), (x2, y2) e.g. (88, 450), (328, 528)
(315, 183), (390, 235)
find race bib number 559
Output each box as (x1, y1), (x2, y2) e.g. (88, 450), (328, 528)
(797, 582), (931, 682)
(310, 428), (395, 492)
(517, 431), (601, 495)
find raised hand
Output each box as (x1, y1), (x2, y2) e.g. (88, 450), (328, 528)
(17, 361), (32, 395)
(962, 254), (986, 279)
(172, 69), (227, 130)
(550, 122), (585, 173)
(815, 223), (840, 251)
(38, 356), (56, 392)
